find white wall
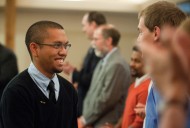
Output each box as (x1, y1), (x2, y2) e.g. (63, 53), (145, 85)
(0, 8), (139, 78)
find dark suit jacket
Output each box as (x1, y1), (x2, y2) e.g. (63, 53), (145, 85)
(72, 47), (101, 116)
(0, 44), (18, 99)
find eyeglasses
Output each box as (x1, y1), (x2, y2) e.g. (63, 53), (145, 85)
(35, 42), (71, 51)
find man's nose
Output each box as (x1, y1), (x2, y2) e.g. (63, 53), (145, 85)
(130, 61), (135, 68)
(59, 47), (67, 56)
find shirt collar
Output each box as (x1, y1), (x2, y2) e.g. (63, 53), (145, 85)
(28, 62), (59, 91)
(134, 74), (149, 87)
(102, 47), (118, 66)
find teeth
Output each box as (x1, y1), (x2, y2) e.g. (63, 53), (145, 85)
(59, 59), (64, 64)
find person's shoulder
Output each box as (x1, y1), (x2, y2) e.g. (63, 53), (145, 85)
(1, 70), (32, 98)
(1, 70), (36, 105)
(137, 78), (151, 92)
(0, 44), (14, 54)
(105, 56), (129, 72)
(5, 70), (30, 89)
(0, 44), (16, 60)
(111, 55), (130, 71)
(109, 50), (127, 63)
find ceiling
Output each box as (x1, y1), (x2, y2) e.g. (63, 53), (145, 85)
(0, 0), (186, 13)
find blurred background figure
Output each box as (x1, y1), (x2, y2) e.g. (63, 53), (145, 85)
(129, 45), (145, 84)
(101, 45), (150, 128)
(62, 11), (107, 117)
(78, 25), (130, 128)
(0, 43), (18, 100)
(149, 18), (190, 128)
(121, 46), (150, 128)
(137, 1), (186, 128)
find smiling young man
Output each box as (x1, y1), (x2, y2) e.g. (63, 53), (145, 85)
(0, 21), (78, 128)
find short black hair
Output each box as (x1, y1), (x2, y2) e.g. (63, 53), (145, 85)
(25, 21), (64, 58)
(87, 11), (107, 26)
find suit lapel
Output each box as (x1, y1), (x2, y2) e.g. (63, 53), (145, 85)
(91, 49), (120, 87)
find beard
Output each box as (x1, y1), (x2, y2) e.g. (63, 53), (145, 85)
(53, 68), (63, 74)
(131, 69), (144, 78)
(92, 44), (106, 57)
(94, 49), (104, 57)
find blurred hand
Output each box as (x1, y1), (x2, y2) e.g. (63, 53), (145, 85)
(99, 122), (122, 128)
(78, 117), (93, 128)
(114, 120), (122, 128)
(62, 61), (75, 75)
(78, 117), (85, 128)
(134, 103), (146, 119)
(99, 123), (114, 128)
(159, 105), (186, 128)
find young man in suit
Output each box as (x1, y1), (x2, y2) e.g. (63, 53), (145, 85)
(78, 25), (131, 128)
(0, 43), (18, 99)
(62, 11), (107, 116)
(0, 21), (78, 128)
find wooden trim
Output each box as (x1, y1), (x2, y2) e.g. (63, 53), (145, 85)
(5, 0), (16, 50)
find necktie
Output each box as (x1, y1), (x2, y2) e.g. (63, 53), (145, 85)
(47, 80), (56, 103)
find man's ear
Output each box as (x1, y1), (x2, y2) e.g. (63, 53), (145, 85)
(153, 26), (161, 42)
(107, 37), (113, 46)
(30, 42), (39, 57)
(91, 21), (97, 28)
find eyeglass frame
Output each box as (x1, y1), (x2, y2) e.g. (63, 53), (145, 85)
(35, 42), (71, 51)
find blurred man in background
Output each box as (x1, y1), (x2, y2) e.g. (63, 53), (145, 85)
(62, 11), (107, 116)
(78, 25), (130, 128)
(121, 46), (150, 128)
(102, 46), (150, 128)
(0, 43), (18, 100)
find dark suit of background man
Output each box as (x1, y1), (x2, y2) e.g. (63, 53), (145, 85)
(0, 43), (18, 99)
(0, 21), (78, 128)
(62, 11), (107, 116)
